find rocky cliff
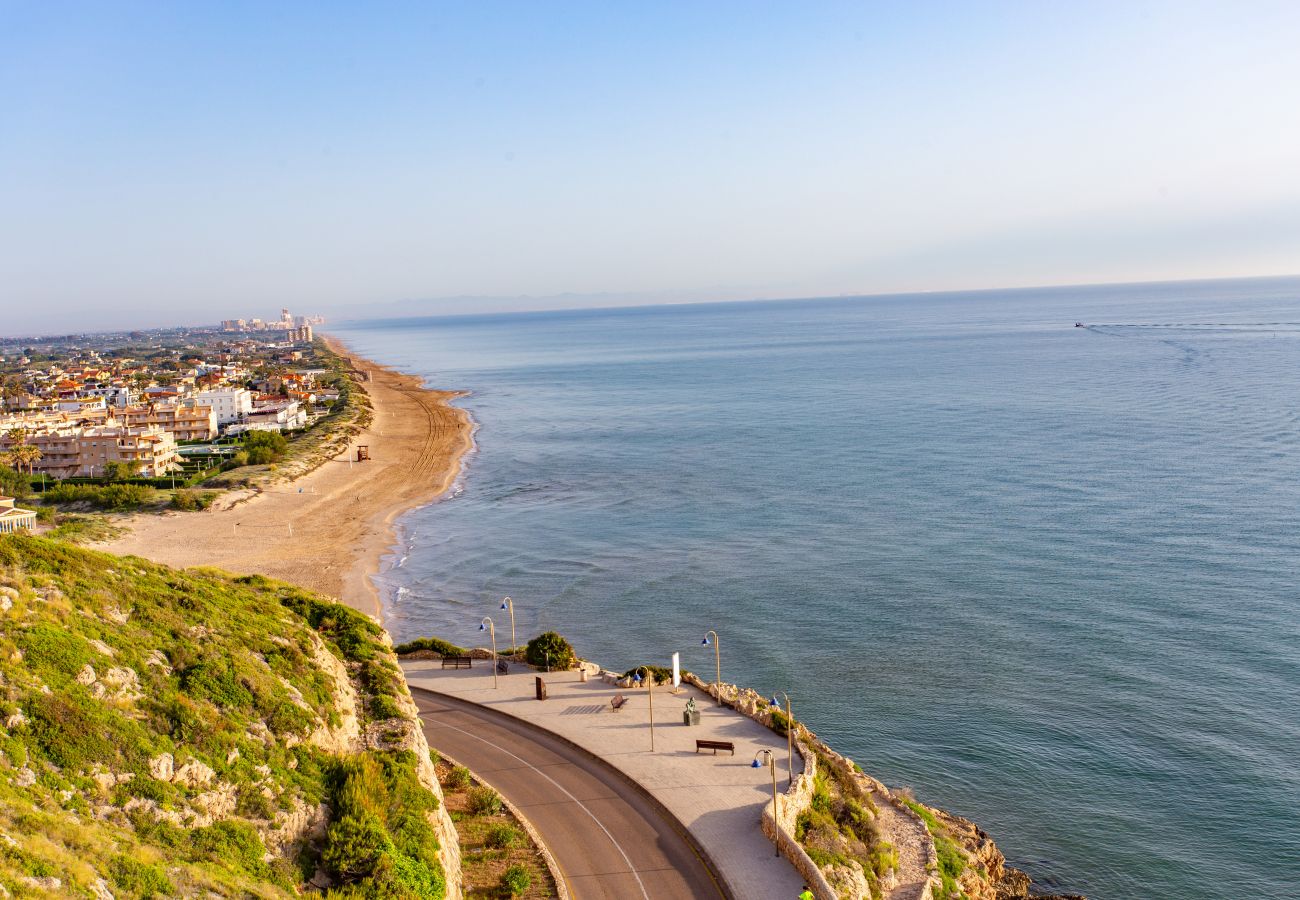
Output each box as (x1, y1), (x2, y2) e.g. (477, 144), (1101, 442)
(0, 534), (457, 898)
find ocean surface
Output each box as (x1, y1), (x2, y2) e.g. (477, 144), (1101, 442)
(334, 277), (1300, 900)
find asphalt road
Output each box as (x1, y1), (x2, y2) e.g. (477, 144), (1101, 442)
(412, 687), (728, 900)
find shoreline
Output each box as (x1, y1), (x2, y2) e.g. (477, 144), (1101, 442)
(96, 336), (474, 620)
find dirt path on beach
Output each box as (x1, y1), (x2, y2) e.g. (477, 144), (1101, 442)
(98, 339), (473, 619)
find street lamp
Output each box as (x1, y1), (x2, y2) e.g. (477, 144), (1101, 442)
(499, 597), (516, 655)
(634, 666), (656, 751)
(752, 749), (780, 856)
(479, 617), (498, 689)
(701, 631), (721, 705)
(770, 691), (795, 788)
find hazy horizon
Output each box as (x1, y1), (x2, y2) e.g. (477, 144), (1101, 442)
(5, 272), (1300, 341)
(3, 1), (1299, 334)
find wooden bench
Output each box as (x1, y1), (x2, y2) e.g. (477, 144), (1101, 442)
(440, 656), (472, 669)
(610, 694), (628, 711)
(695, 739), (735, 755)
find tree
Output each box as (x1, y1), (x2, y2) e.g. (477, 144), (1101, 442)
(3, 429), (41, 476)
(525, 632), (576, 670)
(102, 460), (140, 482)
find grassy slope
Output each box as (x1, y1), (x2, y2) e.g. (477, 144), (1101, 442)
(0, 534), (444, 899)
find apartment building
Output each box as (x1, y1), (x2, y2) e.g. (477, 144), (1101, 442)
(12, 424), (179, 478)
(118, 403), (217, 442)
(194, 388), (253, 426)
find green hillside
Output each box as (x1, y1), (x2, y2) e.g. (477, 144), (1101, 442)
(0, 534), (448, 899)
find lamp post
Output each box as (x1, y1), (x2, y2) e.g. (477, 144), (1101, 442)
(701, 631), (721, 705)
(499, 596), (516, 655)
(634, 667), (656, 751)
(752, 749), (780, 856)
(770, 691), (795, 788)
(479, 617), (498, 689)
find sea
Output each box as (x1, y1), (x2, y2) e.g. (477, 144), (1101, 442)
(333, 276), (1300, 900)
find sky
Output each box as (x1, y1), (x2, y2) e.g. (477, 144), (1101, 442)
(2, 1), (1299, 334)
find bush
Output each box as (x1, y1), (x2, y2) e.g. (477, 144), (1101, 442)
(108, 854), (174, 899)
(170, 490), (217, 511)
(446, 766), (472, 790)
(622, 665), (672, 685)
(467, 785), (502, 816)
(103, 460), (140, 482)
(323, 813), (391, 879)
(369, 694), (404, 720)
(43, 482), (149, 510)
(500, 864), (531, 897)
(393, 635), (468, 658)
(484, 823), (522, 849)
(0, 466), (30, 501)
(242, 430), (287, 465)
(525, 631), (575, 670)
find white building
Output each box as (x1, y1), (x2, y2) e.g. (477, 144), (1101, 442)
(195, 388), (253, 426)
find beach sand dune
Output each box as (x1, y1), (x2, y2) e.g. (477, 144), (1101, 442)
(99, 339), (472, 619)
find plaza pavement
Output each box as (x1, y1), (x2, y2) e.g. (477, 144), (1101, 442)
(401, 660), (807, 900)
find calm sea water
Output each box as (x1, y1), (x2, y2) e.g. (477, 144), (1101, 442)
(334, 278), (1300, 900)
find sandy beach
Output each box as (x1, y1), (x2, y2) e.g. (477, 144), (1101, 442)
(99, 338), (473, 619)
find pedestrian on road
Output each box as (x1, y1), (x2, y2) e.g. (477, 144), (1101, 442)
(799, 886), (814, 900)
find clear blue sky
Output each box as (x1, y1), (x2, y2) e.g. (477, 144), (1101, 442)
(2, 1), (1299, 333)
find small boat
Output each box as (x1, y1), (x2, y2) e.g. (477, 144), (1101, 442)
(1074, 322), (1085, 328)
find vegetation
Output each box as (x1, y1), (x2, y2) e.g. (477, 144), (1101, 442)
(0, 465), (31, 501)
(467, 786), (503, 816)
(170, 489), (219, 511)
(501, 864), (531, 897)
(794, 751), (901, 899)
(42, 481), (152, 511)
(524, 632), (575, 671)
(242, 430), (288, 465)
(901, 797), (967, 900)
(435, 757), (555, 899)
(394, 636), (470, 658)
(622, 664), (674, 685)
(0, 534), (446, 897)
(102, 460), (141, 482)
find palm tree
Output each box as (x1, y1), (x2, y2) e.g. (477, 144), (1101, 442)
(3, 429), (41, 476)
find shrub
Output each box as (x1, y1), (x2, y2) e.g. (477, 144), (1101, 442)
(446, 766), (472, 790)
(500, 864), (531, 897)
(108, 854), (174, 899)
(0, 466), (30, 501)
(43, 482), (149, 510)
(190, 820), (266, 870)
(622, 665), (672, 684)
(180, 654), (254, 709)
(484, 822), (522, 849)
(467, 785), (502, 816)
(525, 631), (575, 670)
(323, 813), (391, 879)
(103, 460), (140, 482)
(369, 694), (404, 720)
(242, 430), (287, 465)
(393, 636), (468, 657)
(170, 490), (217, 511)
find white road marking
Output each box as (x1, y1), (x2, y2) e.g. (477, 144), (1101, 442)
(428, 711), (652, 900)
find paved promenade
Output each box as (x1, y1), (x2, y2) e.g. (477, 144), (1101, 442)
(401, 661), (807, 900)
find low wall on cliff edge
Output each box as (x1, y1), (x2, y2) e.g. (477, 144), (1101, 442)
(679, 671), (940, 900)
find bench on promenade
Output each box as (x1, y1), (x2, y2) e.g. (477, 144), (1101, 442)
(695, 739), (735, 755)
(441, 656), (472, 669)
(611, 694), (628, 711)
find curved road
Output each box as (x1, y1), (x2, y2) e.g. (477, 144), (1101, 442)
(412, 688), (727, 900)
